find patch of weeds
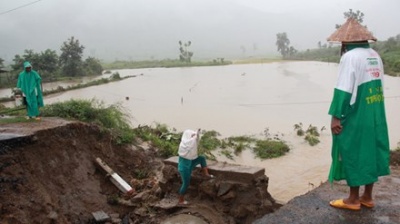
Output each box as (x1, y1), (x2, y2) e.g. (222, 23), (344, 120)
(253, 139), (290, 159)
(41, 99), (134, 145)
(226, 135), (256, 156)
(0, 116), (38, 124)
(220, 141), (229, 149)
(306, 125), (320, 137)
(220, 149), (234, 160)
(227, 136), (255, 143)
(199, 130), (222, 151)
(305, 134), (320, 146)
(135, 168), (151, 180)
(233, 143), (246, 155)
(294, 122), (305, 136)
(294, 122), (322, 146)
(132, 124), (181, 158)
(263, 127), (271, 138)
(107, 194), (119, 205)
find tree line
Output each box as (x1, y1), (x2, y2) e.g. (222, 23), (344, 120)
(0, 36), (103, 88)
(276, 9), (400, 76)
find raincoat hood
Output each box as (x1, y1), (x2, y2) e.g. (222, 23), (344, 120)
(178, 129), (200, 160)
(23, 61), (32, 69)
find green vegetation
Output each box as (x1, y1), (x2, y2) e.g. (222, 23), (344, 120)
(288, 33), (400, 77)
(294, 123), (325, 146)
(232, 57), (282, 64)
(253, 140), (290, 159)
(287, 34), (400, 76)
(0, 36), (103, 88)
(0, 98), (135, 146)
(335, 9), (365, 29)
(132, 123), (182, 158)
(102, 59), (232, 70)
(0, 58), (4, 70)
(375, 39), (400, 77)
(0, 116), (38, 124)
(290, 47), (340, 63)
(41, 99), (134, 145)
(226, 136), (255, 155)
(276, 32), (297, 58)
(178, 40), (194, 63)
(131, 126), (221, 160)
(0, 72), (135, 104)
(59, 36), (86, 77)
(277, 9), (400, 77)
(289, 36), (400, 77)
(1, 98), (291, 160)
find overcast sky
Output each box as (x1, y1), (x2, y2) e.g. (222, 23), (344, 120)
(0, 0), (399, 63)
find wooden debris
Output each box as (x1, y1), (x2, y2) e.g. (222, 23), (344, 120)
(95, 157), (133, 193)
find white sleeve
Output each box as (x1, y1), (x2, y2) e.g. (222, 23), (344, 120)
(336, 53), (355, 94)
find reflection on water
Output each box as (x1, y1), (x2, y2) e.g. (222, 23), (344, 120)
(3, 61), (400, 202)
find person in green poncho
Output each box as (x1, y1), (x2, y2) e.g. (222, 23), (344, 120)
(17, 61), (44, 120)
(326, 18), (390, 211)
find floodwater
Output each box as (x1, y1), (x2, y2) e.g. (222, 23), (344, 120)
(3, 61), (400, 203)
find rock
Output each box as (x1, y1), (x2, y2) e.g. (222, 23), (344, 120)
(217, 182), (233, 196)
(158, 157), (281, 223)
(198, 179), (216, 197)
(220, 190), (236, 201)
(92, 210), (110, 222)
(111, 217), (122, 223)
(47, 211), (58, 220)
(134, 207), (148, 217)
(109, 213), (120, 219)
(153, 198), (178, 210)
(116, 198), (135, 207)
(131, 190), (151, 203)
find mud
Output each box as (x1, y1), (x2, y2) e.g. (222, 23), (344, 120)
(1, 117), (399, 224)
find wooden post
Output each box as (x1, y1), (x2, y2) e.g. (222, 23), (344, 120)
(95, 157), (132, 193)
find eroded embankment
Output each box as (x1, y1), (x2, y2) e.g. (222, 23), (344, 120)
(0, 119), (163, 223)
(0, 118), (281, 224)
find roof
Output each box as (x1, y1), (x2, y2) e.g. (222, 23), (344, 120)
(327, 18), (377, 43)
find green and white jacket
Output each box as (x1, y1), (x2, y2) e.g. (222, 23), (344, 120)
(328, 47), (390, 187)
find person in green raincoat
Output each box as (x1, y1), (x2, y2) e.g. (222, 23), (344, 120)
(17, 61), (44, 120)
(326, 18), (390, 211)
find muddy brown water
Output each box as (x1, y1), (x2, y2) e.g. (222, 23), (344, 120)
(3, 61), (400, 203)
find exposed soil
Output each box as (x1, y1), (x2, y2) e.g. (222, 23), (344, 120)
(1, 117), (399, 224)
(0, 118), (166, 223)
(0, 118), (279, 224)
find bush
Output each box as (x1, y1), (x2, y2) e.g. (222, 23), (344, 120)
(41, 99), (134, 144)
(253, 140), (290, 159)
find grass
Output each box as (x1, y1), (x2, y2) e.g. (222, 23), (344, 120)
(1, 98), (291, 160)
(253, 139), (290, 159)
(0, 72), (135, 104)
(0, 116), (39, 124)
(0, 105), (26, 116)
(294, 122), (322, 146)
(40, 99), (134, 145)
(102, 59), (232, 70)
(232, 57), (283, 64)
